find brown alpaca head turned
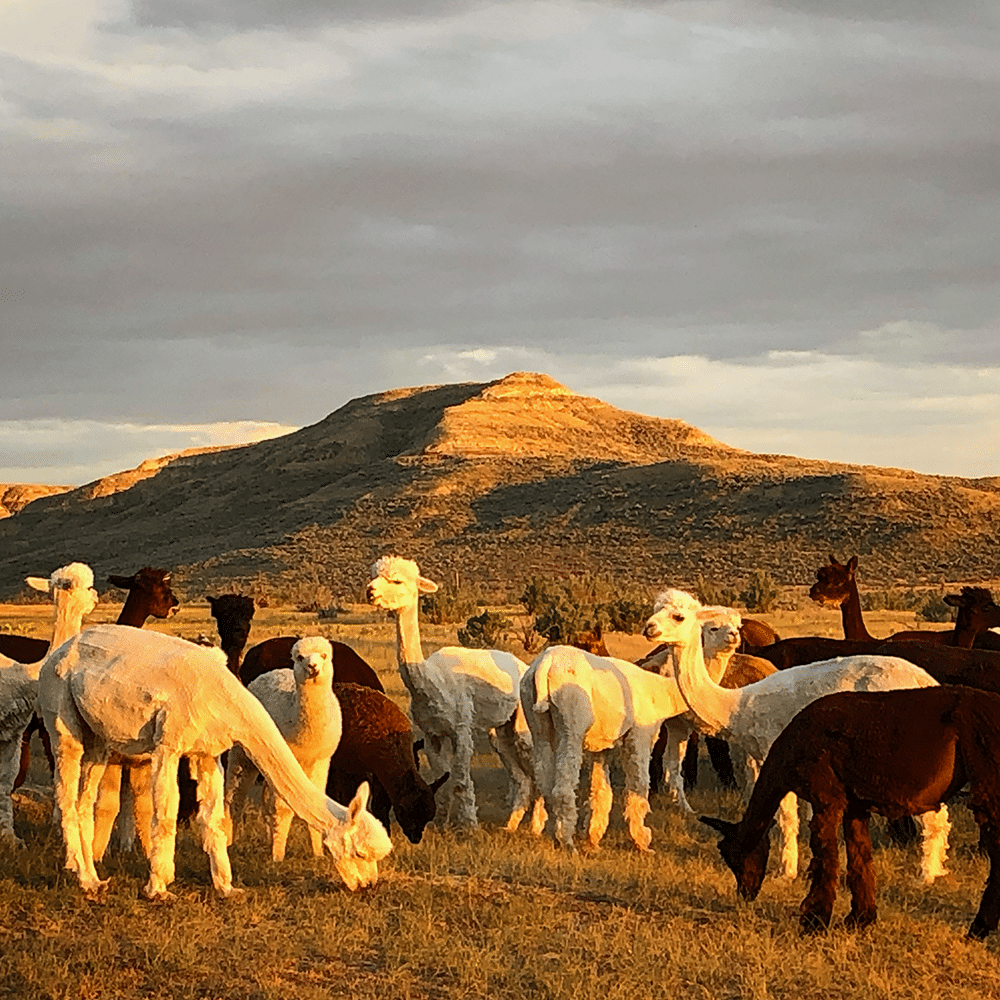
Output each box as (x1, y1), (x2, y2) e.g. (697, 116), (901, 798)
(809, 555), (858, 609)
(396, 770), (449, 844)
(207, 594), (256, 648)
(944, 587), (1000, 631)
(107, 567), (179, 625)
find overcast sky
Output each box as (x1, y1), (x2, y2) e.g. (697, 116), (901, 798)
(2, 0), (998, 485)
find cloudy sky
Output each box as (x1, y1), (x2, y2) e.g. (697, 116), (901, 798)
(2, 0), (998, 485)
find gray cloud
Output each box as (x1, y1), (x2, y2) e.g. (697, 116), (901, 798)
(3, 0), (999, 477)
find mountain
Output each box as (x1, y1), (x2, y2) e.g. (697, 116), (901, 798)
(0, 371), (997, 600)
(1, 484), (73, 519)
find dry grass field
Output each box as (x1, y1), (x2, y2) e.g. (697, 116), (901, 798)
(4, 599), (1000, 999)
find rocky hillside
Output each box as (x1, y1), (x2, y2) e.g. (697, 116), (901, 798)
(0, 484), (72, 519)
(0, 371), (997, 600)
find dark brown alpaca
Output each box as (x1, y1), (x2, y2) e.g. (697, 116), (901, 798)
(885, 587), (1000, 650)
(240, 636), (384, 692)
(701, 686), (1000, 939)
(326, 683), (447, 843)
(809, 555), (877, 642)
(206, 594), (256, 675)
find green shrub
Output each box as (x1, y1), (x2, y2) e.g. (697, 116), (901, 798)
(420, 583), (478, 625)
(918, 594), (954, 623)
(458, 610), (513, 649)
(861, 588), (924, 612)
(694, 575), (739, 609)
(739, 570), (780, 614)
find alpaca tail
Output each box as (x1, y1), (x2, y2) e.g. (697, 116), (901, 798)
(533, 654), (553, 713)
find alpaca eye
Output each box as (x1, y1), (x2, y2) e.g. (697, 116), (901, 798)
(672, 614), (685, 623)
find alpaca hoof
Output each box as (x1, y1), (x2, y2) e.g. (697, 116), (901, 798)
(218, 887), (246, 903)
(144, 887), (177, 903)
(83, 879), (111, 901)
(844, 910), (876, 931)
(799, 913), (830, 935)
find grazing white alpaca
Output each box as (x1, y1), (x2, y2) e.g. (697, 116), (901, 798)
(226, 637), (343, 861)
(366, 556), (541, 830)
(522, 641), (702, 851)
(37, 626), (391, 899)
(0, 563), (98, 845)
(644, 589), (948, 883)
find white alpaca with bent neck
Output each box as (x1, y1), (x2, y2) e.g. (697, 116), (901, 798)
(367, 555), (541, 830)
(37, 626), (390, 899)
(644, 589), (949, 883)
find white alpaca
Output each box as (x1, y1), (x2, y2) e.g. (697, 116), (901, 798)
(366, 556), (541, 830)
(0, 563), (98, 845)
(644, 589), (949, 883)
(37, 626), (391, 899)
(522, 642), (701, 851)
(226, 637), (343, 861)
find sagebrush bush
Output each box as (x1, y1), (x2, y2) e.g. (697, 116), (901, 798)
(420, 583), (478, 625)
(694, 574), (739, 609)
(918, 594), (955, 623)
(458, 610), (513, 648)
(861, 588), (925, 612)
(739, 569), (780, 613)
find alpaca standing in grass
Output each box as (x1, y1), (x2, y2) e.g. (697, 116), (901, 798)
(644, 589), (947, 883)
(1, 563), (98, 845)
(522, 641), (701, 851)
(366, 556), (541, 830)
(702, 686), (1000, 938)
(38, 626), (391, 899)
(225, 637), (343, 861)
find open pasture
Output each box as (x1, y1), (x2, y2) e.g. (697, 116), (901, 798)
(5, 600), (1000, 999)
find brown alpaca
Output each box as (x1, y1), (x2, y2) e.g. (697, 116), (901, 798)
(326, 683), (447, 844)
(207, 594), (256, 675)
(241, 636), (384, 692)
(738, 619), (780, 649)
(809, 555), (877, 642)
(885, 587), (1000, 650)
(701, 686), (1000, 938)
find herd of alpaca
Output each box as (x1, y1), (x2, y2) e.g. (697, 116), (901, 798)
(5, 550), (1000, 941)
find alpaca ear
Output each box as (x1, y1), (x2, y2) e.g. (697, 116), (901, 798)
(430, 772), (450, 793)
(846, 556), (858, 574)
(700, 815), (737, 836)
(348, 781), (371, 822)
(206, 595), (217, 608)
(943, 593), (962, 607)
(25, 576), (49, 592)
(829, 554), (840, 566)
(417, 576), (438, 594)
(107, 574), (134, 589)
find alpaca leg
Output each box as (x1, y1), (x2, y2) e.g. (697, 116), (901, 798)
(660, 724), (694, 817)
(528, 711), (556, 837)
(621, 727), (656, 851)
(969, 821), (1000, 940)
(0, 736), (24, 846)
(305, 759), (331, 858)
(189, 754), (238, 897)
(842, 807), (877, 929)
(76, 756), (110, 892)
(649, 722), (668, 794)
(223, 746), (257, 846)
(490, 720), (534, 832)
(145, 748), (182, 900)
(917, 805), (950, 884)
(681, 730), (698, 790)
(550, 724), (583, 850)
(800, 801), (844, 934)
(586, 753), (613, 849)
(52, 733), (91, 882)
(271, 792), (296, 862)
(777, 792), (800, 879)
(451, 726), (478, 828)
(128, 762), (154, 858)
(91, 764), (123, 861)
(706, 736), (737, 790)
(422, 734), (454, 823)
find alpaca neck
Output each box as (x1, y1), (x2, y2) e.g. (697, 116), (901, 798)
(291, 680), (339, 744)
(671, 627), (741, 736)
(49, 591), (89, 653)
(951, 611), (980, 649)
(840, 586), (874, 641)
(393, 600), (425, 692)
(220, 634), (248, 675)
(116, 593), (149, 628)
(230, 690), (346, 832)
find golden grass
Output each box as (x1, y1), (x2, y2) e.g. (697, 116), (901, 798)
(5, 602), (1000, 999)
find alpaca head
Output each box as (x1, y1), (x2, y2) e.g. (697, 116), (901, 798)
(809, 554), (858, 609)
(366, 556), (438, 613)
(207, 594), (255, 648)
(700, 815), (771, 901)
(945, 587), (1000, 632)
(107, 567), (179, 619)
(700, 611), (742, 661)
(642, 589), (703, 645)
(395, 770), (449, 844)
(326, 782), (393, 889)
(26, 562), (99, 620)
(291, 636), (334, 685)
